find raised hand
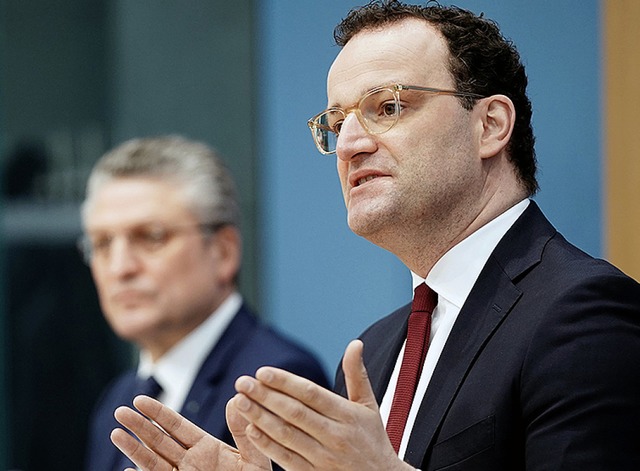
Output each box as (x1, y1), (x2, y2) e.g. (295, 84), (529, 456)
(111, 394), (272, 470)
(232, 339), (414, 470)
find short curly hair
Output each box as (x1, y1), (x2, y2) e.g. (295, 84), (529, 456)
(334, 0), (538, 195)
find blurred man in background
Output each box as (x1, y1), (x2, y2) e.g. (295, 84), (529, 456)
(81, 135), (328, 470)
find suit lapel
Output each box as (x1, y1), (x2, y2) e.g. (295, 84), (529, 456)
(364, 304), (412, 403)
(403, 202), (556, 467)
(403, 261), (521, 466)
(179, 306), (256, 433)
(100, 374), (140, 471)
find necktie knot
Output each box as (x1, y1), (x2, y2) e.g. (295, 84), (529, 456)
(136, 375), (163, 398)
(412, 282), (437, 313)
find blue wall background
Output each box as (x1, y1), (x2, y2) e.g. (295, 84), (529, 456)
(256, 1), (601, 376)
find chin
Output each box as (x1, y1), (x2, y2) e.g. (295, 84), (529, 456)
(348, 204), (386, 230)
(348, 217), (382, 240)
(109, 311), (157, 340)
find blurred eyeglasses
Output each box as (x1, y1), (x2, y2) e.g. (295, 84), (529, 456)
(78, 222), (225, 264)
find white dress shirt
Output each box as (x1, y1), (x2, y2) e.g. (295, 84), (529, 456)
(137, 291), (242, 412)
(379, 200), (529, 459)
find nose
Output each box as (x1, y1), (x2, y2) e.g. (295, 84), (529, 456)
(335, 112), (377, 161)
(106, 237), (141, 277)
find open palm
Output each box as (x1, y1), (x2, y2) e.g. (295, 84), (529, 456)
(111, 395), (272, 471)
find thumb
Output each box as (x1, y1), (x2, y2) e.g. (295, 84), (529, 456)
(343, 339), (378, 410)
(226, 396), (272, 468)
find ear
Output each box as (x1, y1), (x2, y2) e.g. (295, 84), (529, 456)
(209, 225), (242, 286)
(477, 94), (515, 159)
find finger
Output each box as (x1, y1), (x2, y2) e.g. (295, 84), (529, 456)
(343, 339), (378, 410)
(114, 402), (187, 465)
(110, 427), (173, 471)
(235, 368), (382, 463)
(233, 392), (327, 470)
(226, 396), (272, 468)
(132, 395), (208, 449)
(235, 373), (339, 440)
(239, 368), (347, 421)
(244, 422), (318, 471)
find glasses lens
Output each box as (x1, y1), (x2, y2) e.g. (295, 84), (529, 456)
(312, 110), (343, 154)
(360, 88), (399, 134)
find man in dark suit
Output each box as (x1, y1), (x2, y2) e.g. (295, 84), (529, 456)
(81, 135), (328, 470)
(109, 2), (640, 470)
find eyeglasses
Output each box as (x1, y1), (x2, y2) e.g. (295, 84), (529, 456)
(78, 222), (226, 265)
(307, 83), (484, 154)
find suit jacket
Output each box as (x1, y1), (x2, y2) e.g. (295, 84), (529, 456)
(86, 304), (329, 471)
(335, 202), (640, 470)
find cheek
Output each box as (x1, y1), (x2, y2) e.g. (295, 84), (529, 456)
(161, 255), (222, 317)
(337, 161), (349, 195)
(90, 266), (112, 298)
(163, 249), (216, 293)
(154, 254), (197, 287)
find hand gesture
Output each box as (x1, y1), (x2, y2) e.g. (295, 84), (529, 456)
(111, 393), (272, 470)
(232, 339), (414, 470)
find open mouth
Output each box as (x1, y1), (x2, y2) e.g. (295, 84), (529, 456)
(356, 175), (379, 186)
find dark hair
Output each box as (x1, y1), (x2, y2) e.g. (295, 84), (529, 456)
(334, 0), (538, 195)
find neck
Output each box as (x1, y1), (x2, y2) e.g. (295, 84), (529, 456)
(374, 191), (527, 278)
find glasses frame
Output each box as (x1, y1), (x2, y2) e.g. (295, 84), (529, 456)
(77, 221), (227, 265)
(307, 83), (485, 155)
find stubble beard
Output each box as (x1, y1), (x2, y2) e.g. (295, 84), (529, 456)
(346, 187), (410, 250)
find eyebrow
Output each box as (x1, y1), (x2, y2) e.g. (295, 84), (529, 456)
(86, 220), (167, 233)
(328, 80), (406, 108)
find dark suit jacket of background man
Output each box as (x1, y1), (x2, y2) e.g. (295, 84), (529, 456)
(86, 304), (330, 471)
(335, 201), (640, 470)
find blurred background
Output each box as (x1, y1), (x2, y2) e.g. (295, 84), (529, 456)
(0, 0), (637, 468)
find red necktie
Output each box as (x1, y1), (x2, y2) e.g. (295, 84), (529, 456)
(386, 282), (437, 454)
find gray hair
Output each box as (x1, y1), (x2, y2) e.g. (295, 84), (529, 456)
(81, 135), (240, 228)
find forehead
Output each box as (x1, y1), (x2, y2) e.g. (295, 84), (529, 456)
(327, 18), (451, 104)
(85, 177), (195, 229)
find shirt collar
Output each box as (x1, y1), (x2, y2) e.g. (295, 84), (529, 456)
(412, 199), (529, 308)
(138, 291), (242, 406)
